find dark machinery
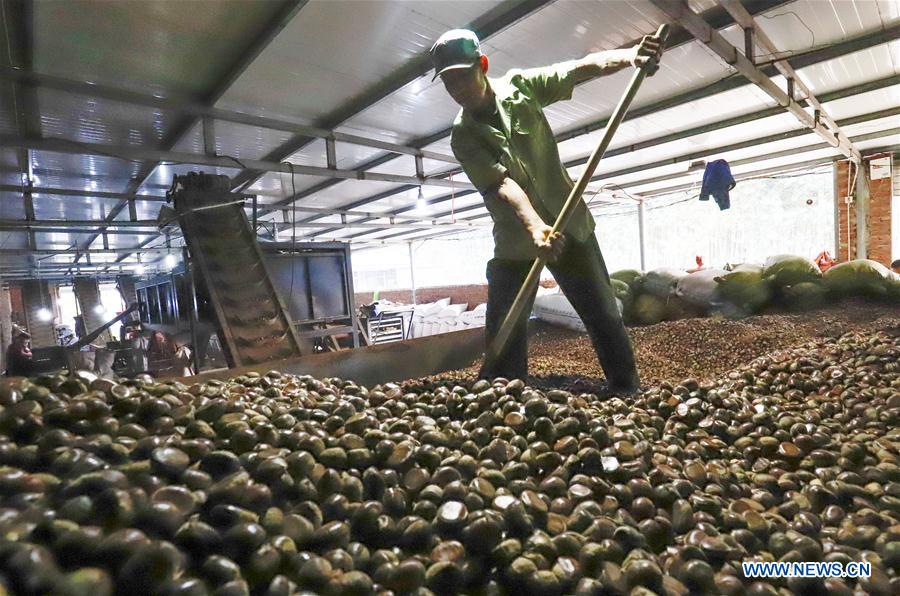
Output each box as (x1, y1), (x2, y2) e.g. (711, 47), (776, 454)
(27, 303), (141, 376)
(169, 173), (303, 368)
(157, 172), (361, 373)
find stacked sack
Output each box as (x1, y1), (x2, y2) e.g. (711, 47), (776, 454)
(533, 255), (897, 331)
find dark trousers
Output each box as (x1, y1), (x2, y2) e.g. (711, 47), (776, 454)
(480, 234), (640, 389)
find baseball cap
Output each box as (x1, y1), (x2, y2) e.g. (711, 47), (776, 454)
(431, 29), (482, 81)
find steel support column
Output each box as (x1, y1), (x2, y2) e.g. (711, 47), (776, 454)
(408, 241), (417, 306)
(855, 167), (870, 260)
(637, 199), (647, 271)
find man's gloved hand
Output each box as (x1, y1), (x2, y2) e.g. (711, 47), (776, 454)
(529, 223), (566, 262)
(630, 33), (663, 75)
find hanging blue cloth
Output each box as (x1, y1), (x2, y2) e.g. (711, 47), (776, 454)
(699, 159), (736, 210)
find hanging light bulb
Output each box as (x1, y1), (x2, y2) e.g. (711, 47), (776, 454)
(36, 308), (53, 322)
(164, 253), (177, 269)
(93, 304), (106, 315)
(134, 263), (146, 275)
(415, 186), (427, 213)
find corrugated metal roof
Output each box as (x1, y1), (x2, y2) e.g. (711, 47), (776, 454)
(215, 0), (505, 122)
(33, 0), (290, 97)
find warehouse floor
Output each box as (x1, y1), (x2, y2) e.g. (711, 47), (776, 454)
(428, 299), (900, 392)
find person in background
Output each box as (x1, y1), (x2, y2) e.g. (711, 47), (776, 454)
(892, 259), (900, 275)
(5, 328), (34, 377)
(148, 330), (176, 365)
(74, 315), (87, 340)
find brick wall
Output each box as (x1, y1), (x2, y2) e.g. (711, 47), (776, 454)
(868, 163), (893, 266)
(21, 280), (57, 348)
(835, 158), (893, 265)
(353, 279), (560, 310)
(355, 284), (489, 310)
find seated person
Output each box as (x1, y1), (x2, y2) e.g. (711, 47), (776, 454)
(5, 329), (34, 377)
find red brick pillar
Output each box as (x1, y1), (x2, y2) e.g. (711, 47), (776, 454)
(835, 156), (893, 265)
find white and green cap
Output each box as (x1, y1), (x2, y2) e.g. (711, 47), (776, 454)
(431, 29), (482, 81)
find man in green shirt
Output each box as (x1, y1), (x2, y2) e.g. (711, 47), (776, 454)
(432, 29), (662, 392)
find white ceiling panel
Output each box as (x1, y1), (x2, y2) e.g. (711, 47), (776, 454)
(366, 155), (418, 177)
(31, 151), (142, 187)
(0, 240), (29, 260)
(249, 171), (330, 200)
(171, 121), (204, 154)
(89, 234), (156, 250)
(216, 0), (503, 123)
(37, 88), (174, 147)
(0, 191), (25, 219)
(211, 120), (300, 162)
(797, 40), (900, 94)
(0, 149), (19, 170)
(0, 81), (19, 136)
(741, 0), (897, 55)
(34, 231), (83, 250)
(32, 194), (116, 221)
(823, 82), (900, 120)
(283, 139), (388, 172)
(30, 171), (150, 194)
(34, 0), (290, 97)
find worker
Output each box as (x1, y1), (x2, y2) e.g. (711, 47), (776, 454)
(5, 328), (34, 377)
(432, 29), (662, 392)
(892, 259), (900, 275)
(74, 315), (87, 340)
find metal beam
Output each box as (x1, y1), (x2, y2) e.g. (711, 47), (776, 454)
(0, 247), (172, 256)
(6, 0), (37, 175)
(608, 127), (899, 194)
(0, 136), (474, 190)
(0, 66), (459, 165)
(0, 219), (158, 229)
(0, 164), (172, 190)
(637, 199), (647, 271)
(0, 184), (169, 202)
(364, 132), (900, 243)
(650, 0), (861, 163)
(568, 74), (900, 169)
(719, 0), (859, 162)
(302, 24), (900, 238)
(0, 219), (488, 233)
(0, 226), (158, 235)
(227, 0), (559, 193)
(588, 107), (900, 185)
(336, 85), (900, 241)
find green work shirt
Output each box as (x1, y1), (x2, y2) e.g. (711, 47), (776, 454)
(450, 61), (595, 260)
